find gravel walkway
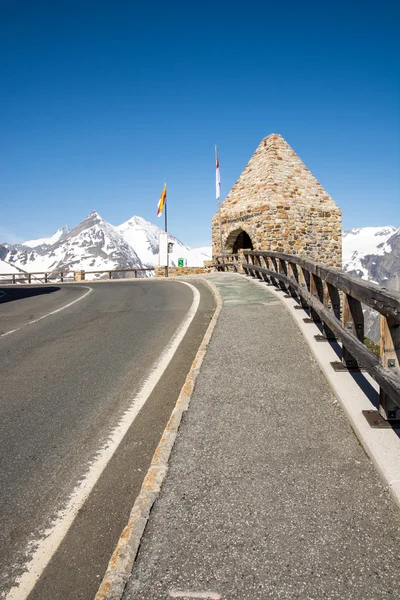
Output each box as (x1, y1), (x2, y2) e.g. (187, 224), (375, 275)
(123, 273), (400, 600)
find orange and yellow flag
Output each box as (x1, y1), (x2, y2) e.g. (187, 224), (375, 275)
(157, 183), (166, 217)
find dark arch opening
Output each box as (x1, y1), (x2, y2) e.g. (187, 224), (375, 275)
(232, 230), (253, 253)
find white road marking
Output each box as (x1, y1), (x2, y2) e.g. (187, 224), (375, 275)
(6, 281), (200, 600)
(169, 592), (221, 599)
(0, 286), (93, 337)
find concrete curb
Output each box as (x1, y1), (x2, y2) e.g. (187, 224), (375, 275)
(94, 277), (223, 600)
(242, 273), (400, 510)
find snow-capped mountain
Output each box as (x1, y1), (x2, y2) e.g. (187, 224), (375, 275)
(5, 211), (144, 274)
(2, 211), (211, 277)
(343, 226), (400, 342)
(342, 226), (397, 281)
(23, 226), (69, 249)
(117, 216), (211, 267)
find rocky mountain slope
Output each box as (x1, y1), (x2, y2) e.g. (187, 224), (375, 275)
(342, 226), (400, 342)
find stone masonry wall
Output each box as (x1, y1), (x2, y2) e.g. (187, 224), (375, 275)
(212, 134), (342, 268)
(155, 266), (209, 277)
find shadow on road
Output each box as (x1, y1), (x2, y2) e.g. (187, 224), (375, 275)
(0, 286), (61, 304)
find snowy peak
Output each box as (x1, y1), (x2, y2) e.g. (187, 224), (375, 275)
(342, 226), (398, 274)
(63, 211), (108, 239)
(342, 225), (400, 342)
(23, 225), (69, 248)
(116, 215), (211, 267)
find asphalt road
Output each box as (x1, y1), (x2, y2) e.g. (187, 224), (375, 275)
(0, 280), (215, 600)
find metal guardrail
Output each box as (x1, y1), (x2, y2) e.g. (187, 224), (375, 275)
(241, 250), (400, 420)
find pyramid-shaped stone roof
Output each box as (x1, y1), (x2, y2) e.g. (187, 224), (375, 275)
(221, 133), (338, 214)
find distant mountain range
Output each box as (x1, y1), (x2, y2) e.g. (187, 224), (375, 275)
(0, 211), (212, 276)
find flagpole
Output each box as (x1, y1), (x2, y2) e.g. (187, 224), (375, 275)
(164, 179), (168, 278)
(215, 145), (224, 258)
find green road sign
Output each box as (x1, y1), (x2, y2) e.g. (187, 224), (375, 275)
(178, 258), (184, 267)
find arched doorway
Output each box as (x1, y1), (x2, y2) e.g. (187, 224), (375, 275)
(232, 230), (253, 253)
(225, 228), (254, 255)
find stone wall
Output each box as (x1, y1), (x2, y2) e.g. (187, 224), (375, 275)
(212, 134), (342, 268)
(155, 266), (209, 277)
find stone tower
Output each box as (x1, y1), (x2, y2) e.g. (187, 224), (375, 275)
(212, 134), (342, 268)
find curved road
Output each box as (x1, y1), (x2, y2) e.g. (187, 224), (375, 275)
(0, 280), (215, 600)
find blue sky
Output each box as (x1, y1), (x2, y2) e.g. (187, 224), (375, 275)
(1, 0), (399, 246)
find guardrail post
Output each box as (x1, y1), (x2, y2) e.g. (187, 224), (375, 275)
(291, 263), (308, 308)
(134, 270), (137, 278)
(253, 255), (263, 280)
(232, 254), (238, 273)
(246, 253), (255, 277)
(108, 271), (112, 279)
(44, 273), (48, 283)
(237, 249), (245, 274)
(12, 274), (16, 284)
(271, 256), (285, 292)
(28, 273), (31, 284)
(341, 294), (364, 369)
(379, 316), (400, 420)
(280, 259), (297, 298)
(258, 255), (267, 282)
(323, 282), (340, 339)
(305, 272), (320, 322)
(310, 274), (323, 322)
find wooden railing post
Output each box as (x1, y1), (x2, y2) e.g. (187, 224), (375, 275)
(278, 258), (289, 294)
(379, 316), (400, 420)
(232, 254), (238, 272)
(253, 254), (263, 280)
(237, 249), (245, 273)
(246, 253), (255, 277)
(341, 294), (364, 369)
(311, 274), (324, 322)
(60, 272), (64, 283)
(323, 282), (340, 339)
(291, 263), (308, 308)
(12, 274), (16, 284)
(28, 273), (31, 284)
(281, 259), (297, 298)
(271, 256), (285, 292)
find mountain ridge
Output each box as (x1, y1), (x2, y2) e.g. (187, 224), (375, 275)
(2, 211), (212, 275)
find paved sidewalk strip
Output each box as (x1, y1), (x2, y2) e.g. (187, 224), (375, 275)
(123, 274), (400, 600)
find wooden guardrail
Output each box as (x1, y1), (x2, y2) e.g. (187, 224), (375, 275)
(214, 254), (239, 272)
(0, 271), (75, 284)
(240, 250), (400, 420)
(0, 268), (155, 284)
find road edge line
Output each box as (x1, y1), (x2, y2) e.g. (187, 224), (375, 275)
(6, 281), (201, 600)
(95, 277), (223, 600)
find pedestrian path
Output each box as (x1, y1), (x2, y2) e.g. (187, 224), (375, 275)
(123, 273), (400, 600)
